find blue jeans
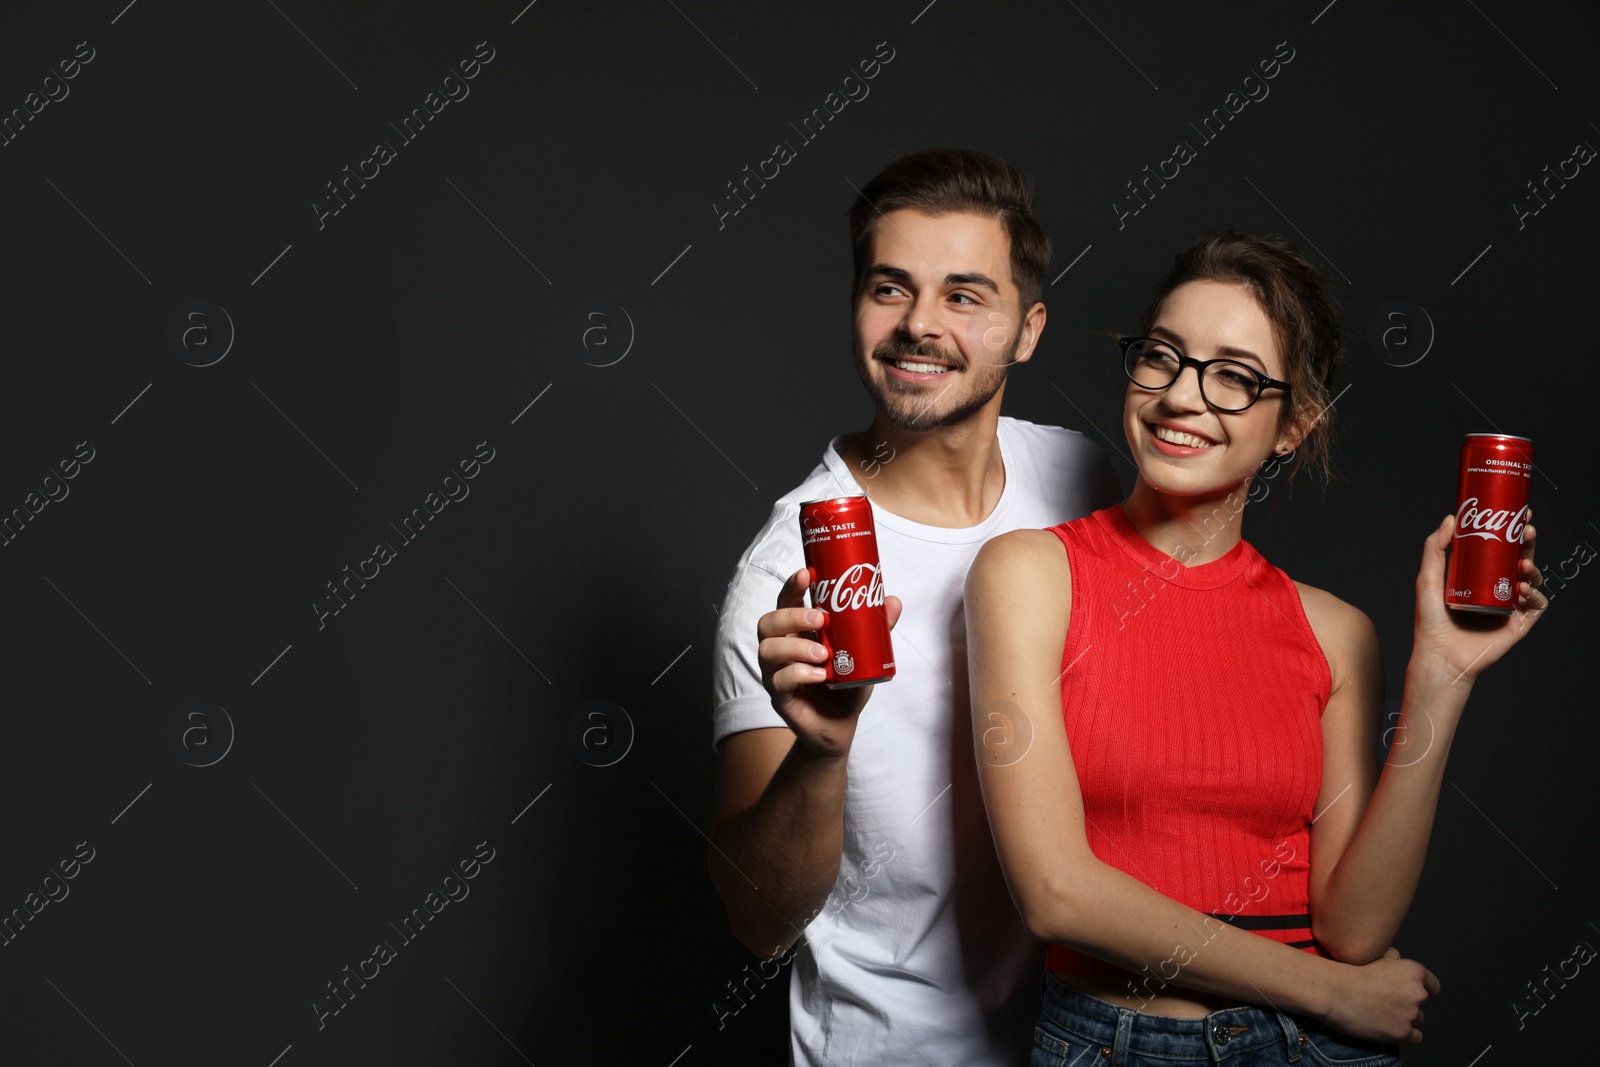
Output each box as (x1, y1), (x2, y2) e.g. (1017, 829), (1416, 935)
(1032, 974), (1401, 1067)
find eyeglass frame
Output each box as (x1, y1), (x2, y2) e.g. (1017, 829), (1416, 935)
(1118, 336), (1292, 413)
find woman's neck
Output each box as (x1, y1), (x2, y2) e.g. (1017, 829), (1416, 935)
(1119, 476), (1252, 567)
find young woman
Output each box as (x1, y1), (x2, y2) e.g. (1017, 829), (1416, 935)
(965, 232), (1545, 1065)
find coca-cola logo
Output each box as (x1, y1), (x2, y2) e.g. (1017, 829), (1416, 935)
(1454, 497), (1528, 544)
(812, 563), (885, 614)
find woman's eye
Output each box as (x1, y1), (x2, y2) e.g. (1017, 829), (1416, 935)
(1217, 367), (1257, 388)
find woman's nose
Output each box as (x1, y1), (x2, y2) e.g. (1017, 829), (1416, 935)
(1164, 361), (1209, 411)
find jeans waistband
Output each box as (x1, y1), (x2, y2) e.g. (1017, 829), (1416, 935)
(1040, 973), (1304, 1064)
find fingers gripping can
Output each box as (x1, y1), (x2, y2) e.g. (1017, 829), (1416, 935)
(1445, 433), (1533, 615)
(799, 495), (896, 689)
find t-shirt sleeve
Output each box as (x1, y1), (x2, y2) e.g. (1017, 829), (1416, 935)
(711, 559), (792, 750)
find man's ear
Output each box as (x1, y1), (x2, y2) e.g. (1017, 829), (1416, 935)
(1010, 300), (1047, 366)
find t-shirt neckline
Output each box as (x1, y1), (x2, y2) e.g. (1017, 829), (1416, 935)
(820, 419), (1017, 545)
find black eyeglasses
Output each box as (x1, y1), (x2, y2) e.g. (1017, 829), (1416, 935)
(1119, 337), (1291, 413)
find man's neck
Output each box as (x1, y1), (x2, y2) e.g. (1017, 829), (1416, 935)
(835, 408), (1006, 529)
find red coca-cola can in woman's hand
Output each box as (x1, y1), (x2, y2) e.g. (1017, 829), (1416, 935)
(1445, 433), (1533, 615)
(799, 495), (896, 689)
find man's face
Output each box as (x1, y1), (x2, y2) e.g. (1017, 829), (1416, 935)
(852, 209), (1042, 432)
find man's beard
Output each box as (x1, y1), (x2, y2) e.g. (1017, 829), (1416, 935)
(857, 336), (1018, 431)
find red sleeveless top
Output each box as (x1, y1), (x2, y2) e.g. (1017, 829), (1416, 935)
(1045, 505), (1332, 978)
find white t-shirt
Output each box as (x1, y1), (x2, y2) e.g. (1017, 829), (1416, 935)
(712, 416), (1120, 1067)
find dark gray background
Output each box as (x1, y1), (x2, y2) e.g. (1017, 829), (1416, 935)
(1, 0), (1594, 1063)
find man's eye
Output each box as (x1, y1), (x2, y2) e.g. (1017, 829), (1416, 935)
(950, 293), (978, 305)
(876, 285), (905, 298)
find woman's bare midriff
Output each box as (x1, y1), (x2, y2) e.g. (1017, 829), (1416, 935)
(1054, 973), (1251, 1018)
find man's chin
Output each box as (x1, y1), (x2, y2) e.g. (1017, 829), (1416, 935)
(879, 395), (991, 432)
(856, 361), (1007, 432)
(882, 410), (945, 432)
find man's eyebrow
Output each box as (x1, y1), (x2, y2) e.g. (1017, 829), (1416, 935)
(863, 266), (1002, 295)
(945, 272), (1000, 294)
(1149, 326), (1268, 369)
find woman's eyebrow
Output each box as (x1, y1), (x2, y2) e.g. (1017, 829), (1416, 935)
(1150, 326), (1267, 368)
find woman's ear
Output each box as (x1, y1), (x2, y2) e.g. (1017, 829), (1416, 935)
(1276, 402), (1315, 455)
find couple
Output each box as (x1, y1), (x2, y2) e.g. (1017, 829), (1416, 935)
(708, 148), (1544, 1066)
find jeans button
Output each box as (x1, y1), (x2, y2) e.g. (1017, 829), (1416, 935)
(1213, 1024), (1249, 1045)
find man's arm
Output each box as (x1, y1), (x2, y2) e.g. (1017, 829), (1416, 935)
(709, 727), (847, 958)
(708, 567), (901, 959)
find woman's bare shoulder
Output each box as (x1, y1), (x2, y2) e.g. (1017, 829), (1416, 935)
(972, 528), (1072, 579)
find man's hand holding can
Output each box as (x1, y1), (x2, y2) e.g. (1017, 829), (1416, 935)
(757, 564), (903, 762)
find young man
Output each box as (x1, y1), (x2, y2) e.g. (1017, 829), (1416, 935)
(708, 149), (1120, 1065)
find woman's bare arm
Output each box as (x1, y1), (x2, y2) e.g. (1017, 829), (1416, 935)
(1301, 515), (1547, 961)
(966, 528), (1437, 1043)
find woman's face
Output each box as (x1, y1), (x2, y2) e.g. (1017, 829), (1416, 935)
(1122, 279), (1298, 499)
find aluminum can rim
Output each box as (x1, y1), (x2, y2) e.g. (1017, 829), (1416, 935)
(798, 494), (870, 508)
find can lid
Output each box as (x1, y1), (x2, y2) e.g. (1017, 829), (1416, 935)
(798, 494), (870, 508)
(1464, 433), (1533, 443)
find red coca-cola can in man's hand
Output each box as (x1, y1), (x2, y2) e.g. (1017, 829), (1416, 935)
(1445, 433), (1533, 615)
(799, 495), (896, 688)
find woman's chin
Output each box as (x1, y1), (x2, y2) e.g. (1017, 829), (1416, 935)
(1135, 468), (1252, 502)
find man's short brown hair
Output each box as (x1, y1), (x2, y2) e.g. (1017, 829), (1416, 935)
(848, 148), (1052, 309)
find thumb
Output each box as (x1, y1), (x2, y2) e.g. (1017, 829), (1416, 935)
(777, 567), (813, 610)
(1382, 946), (1401, 960)
(884, 594), (904, 632)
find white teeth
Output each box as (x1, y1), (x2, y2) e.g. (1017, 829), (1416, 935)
(1152, 425), (1212, 448)
(893, 360), (951, 374)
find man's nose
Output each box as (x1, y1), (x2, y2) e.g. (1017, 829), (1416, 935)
(900, 292), (943, 339)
